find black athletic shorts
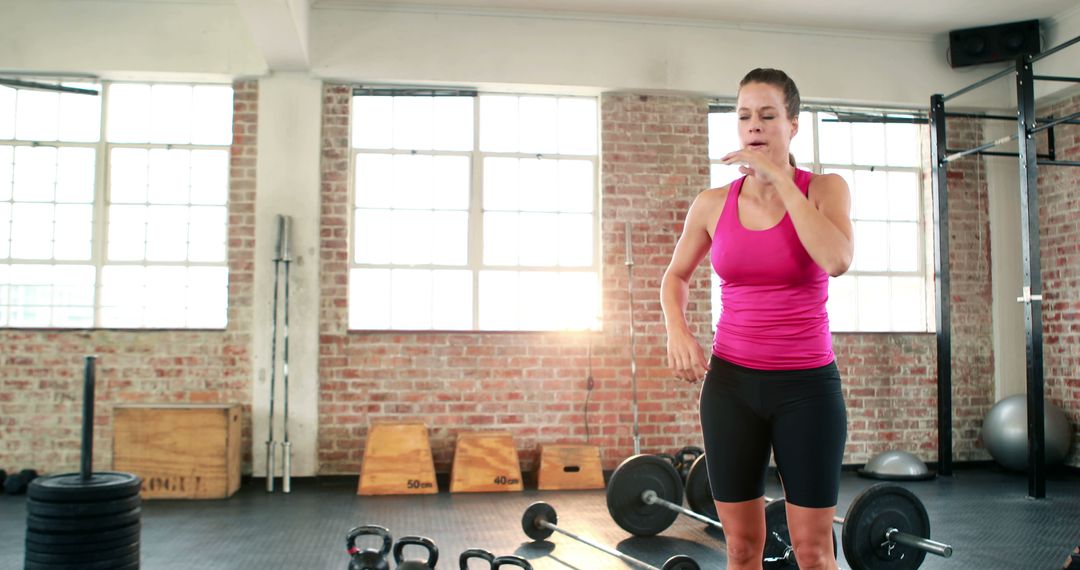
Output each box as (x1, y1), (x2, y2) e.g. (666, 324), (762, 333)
(699, 354), (847, 508)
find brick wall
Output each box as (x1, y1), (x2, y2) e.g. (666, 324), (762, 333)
(0, 80), (258, 475)
(317, 90), (713, 474)
(1038, 92), (1080, 468)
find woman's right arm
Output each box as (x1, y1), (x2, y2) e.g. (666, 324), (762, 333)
(660, 190), (719, 383)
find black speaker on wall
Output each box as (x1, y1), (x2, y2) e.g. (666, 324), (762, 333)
(948, 20), (1041, 68)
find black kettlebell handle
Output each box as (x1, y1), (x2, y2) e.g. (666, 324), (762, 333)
(493, 555), (533, 569)
(393, 535), (439, 567)
(459, 548), (495, 569)
(346, 525), (393, 558)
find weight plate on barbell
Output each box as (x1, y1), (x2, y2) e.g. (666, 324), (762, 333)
(606, 454), (683, 536)
(27, 508), (141, 534)
(661, 554), (701, 570)
(684, 454), (718, 521)
(28, 495), (140, 518)
(26, 522), (140, 546)
(25, 542), (140, 564)
(521, 502), (557, 541)
(24, 550), (140, 570)
(763, 498), (838, 569)
(841, 483), (930, 570)
(25, 534), (138, 555)
(28, 472), (142, 503)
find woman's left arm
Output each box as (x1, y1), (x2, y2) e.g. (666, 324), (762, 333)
(777, 173), (854, 277)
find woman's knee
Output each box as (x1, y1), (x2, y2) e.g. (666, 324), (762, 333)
(724, 534), (766, 565)
(790, 536), (835, 569)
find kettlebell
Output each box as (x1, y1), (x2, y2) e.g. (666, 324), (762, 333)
(4, 469), (38, 495)
(675, 446), (704, 482)
(493, 555), (533, 569)
(655, 453), (678, 469)
(346, 525), (392, 570)
(459, 548), (495, 569)
(393, 535), (439, 569)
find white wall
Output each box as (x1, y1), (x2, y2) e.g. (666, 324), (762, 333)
(252, 73), (323, 478)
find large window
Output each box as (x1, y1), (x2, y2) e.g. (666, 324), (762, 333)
(707, 109), (932, 332)
(0, 81), (233, 329)
(350, 93), (599, 331)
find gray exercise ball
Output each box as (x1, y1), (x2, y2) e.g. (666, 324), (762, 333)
(982, 395), (1074, 472)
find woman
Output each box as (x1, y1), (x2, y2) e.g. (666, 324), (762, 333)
(660, 68), (853, 570)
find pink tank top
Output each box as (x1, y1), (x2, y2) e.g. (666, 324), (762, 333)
(710, 169), (834, 370)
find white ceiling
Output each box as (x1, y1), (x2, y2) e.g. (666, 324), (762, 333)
(309, 0), (1079, 35)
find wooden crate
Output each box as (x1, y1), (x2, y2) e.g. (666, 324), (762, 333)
(450, 431), (523, 493)
(358, 422), (438, 496)
(113, 404), (241, 500)
(537, 444), (605, 490)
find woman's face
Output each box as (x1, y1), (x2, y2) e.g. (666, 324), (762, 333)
(736, 81), (798, 161)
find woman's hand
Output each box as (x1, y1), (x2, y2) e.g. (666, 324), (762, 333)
(720, 148), (788, 188)
(666, 327), (709, 384)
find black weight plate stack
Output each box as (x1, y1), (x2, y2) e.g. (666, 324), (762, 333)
(841, 483), (930, 570)
(24, 472), (142, 570)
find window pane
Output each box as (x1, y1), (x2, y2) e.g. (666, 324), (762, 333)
(15, 89), (59, 141)
(483, 212), (518, 265)
(479, 270), (518, 329)
(431, 270), (471, 329)
(393, 154), (433, 208)
(53, 204), (92, 260)
(518, 213), (558, 266)
(558, 213), (593, 267)
(431, 211), (468, 265)
(58, 87), (101, 143)
(0, 86), (14, 139)
(188, 206), (226, 262)
(390, 210), (431, 264)
(519, 158), (558, 212)
(150, 84), (193, 144)
(889, 222), (918, 272)
(790, 111), (814, 166)
(519, 96), (558, 154)
(190, 150), (229, 205)
(432, 97), (473, 151)
(352, 96), (393, 149)
(483, 157), (518, 211)
(145, 205), (188, 262)
(851, 123), (885, 166)
(191, 85), (233, 145)
(107, 205), (147, 260)
(827, 275), (857, 331)
(853, 170), (888, 220)
(11, 203), (53, 259)
(0, 145), (12, 200)
(110, 148), (148, 204)
(355, 153), (394, 208)
(52, 265), (95, 307)
(856, 275), (890, 331)
(107, 84), (151, 143)
(558, 98), (597, 156)
(711, 164), (742, 189)
(350, 268), (391, 329)
(431, 155), (469, 210)
(817, 116), (851, 164)
(519, 271), (560, 330)
(853, 221), (888, 272)
(13, 146), (56, 202)
(355, 209), (392, 264)
(392, 97), (433, 150)
(55, 147), (95, 203)
(144, 266), (187, 327)
(887, 171), (919, 221)
(708, 113), (739, 160)
(148, 149), (190, 204)
(558, 160), (593, 213)
(101, 265), (145, 327)
(891, 276), (926, 331)
(480, 95), (518, 152)
(558, 272), (600, 330)
(391, 269), (431, 329)
(0, 203), (9, 258)
(886, 123), (920, 167)
(186, 266), (227, 328)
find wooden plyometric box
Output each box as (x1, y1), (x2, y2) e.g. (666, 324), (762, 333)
(537, 444), (605, 490)
(358, 422), (438, 496)
(113, 404), (241, 500)
(450, 431), (523, 493)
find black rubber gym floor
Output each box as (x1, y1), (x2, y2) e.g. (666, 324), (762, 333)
(1, 467), (1077, 569)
